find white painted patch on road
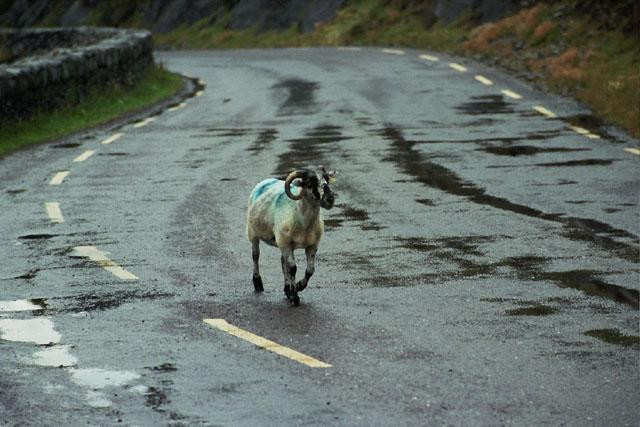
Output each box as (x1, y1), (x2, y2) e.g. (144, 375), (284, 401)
(29, 345), (77, 367)
(73, 150), (95, 163)
(586, 133), (601, 140)
(501, 89), (522, 99)
(204, 318), (331, 368)
(133, 117), (155, 128)
(68, 368), (141, 389)
(72, 246), (138, 280)
(449, 63), (467, 72)
(474, 75), (493, 85)
(45, 202), (64, 223)
(419, 54), (439, 62)
(195, 90), (204, 97)
(0, 318), (61, 344)
(337, 46), (361, 51)
(100, 133), (123, 145)
(381, 48), (405, 55)
(533, 105), (557, 118)
(168, 102), (186, 112)
(0, 299), (44, 312)
(49, 171), (70, 186)
(624, 148), (640, 155)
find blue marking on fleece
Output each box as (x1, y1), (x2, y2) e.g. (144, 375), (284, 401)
(252, 179), (278, 203)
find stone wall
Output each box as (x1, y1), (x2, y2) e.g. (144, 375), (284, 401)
(0, 27), (153, 122)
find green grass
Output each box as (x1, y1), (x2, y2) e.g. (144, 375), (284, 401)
(0, 66), (183, 158)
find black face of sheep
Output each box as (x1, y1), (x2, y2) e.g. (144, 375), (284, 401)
(284, 167), (337, 210)
(247, 165), (337, 306)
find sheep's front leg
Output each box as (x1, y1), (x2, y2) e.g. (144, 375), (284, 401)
(251, 239), (263, 292)
(280, 247), (299, 306)
(295, 246), (317, 292)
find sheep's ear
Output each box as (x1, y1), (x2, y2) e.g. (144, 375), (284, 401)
(327, 171), (337, 184)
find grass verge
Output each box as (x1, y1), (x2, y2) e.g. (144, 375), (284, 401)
(0, 65), (183, 158)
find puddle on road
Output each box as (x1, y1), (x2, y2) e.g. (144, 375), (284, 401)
(271, 78), (319, 116)
(63, 290), (173, 313)
(18, 233), (58, 240)
(52, 143), (82, 149)
(506, 304), (558, 316)
(145, 363), (177, 373)
(584, 329), (640, 349)
(68, 367), (140, 389)
(0, 299), (46, 312)
(378, 125), (640, 264)
(455, 95), (515, 115)
(247, 128), (278, 155)
(274, 124), (351, 175)
(29, 344), (77, 367)
(535, 159), (618, 167)
(324, 203), (385, 231)
(0, 318), (61, 344)
(479, 145), (588, 157)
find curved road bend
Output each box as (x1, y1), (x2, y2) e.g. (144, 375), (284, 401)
(1, 48), (638, 425)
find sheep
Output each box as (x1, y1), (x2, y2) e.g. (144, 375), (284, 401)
(246, 166), (337, 306)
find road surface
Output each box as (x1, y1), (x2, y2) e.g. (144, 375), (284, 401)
(1, 48), (638, 426)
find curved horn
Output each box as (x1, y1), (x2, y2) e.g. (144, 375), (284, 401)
(284, 170), (305, 200)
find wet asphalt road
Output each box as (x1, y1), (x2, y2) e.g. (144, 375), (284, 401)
(1, 48), (639, 426)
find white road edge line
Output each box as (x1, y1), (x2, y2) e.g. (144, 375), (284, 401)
(501, 89), (522, 100)
(72, 150), (95, 163)
(133, 117), (155, 128)
(45, 202), (64, 223)
(449, 63), (467, 72)
(49, 171), (70, 186)
(100, 133), (123, 145)
(167, 102), (186, 112)
(533, 105), (557, 118)
(381, 48), (405, 55)
(72, 246), (138, 280)
(624, 148), (640, 156)
(474, 75), (493, 85)
(203, 319), (332, 368)
(419, 54), (439, 62)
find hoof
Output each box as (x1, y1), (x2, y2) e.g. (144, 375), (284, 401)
(253, 275), (264, 293)
(289, 294), (300, 306)
(284, 285), (293, 298)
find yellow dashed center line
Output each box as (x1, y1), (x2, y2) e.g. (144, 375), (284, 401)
(203, 319), (332, 368)
(133, 117), (155, 128)
(72, 246), (138, 280)
(533, 105), (557, 118)
(45, 202), (64, 223)
(100, 133), (123, 145)
(419, 54), (439, 62)
(49, 171), (70, 186)
(474, 75), (493, 86)
(381, 48), (405, 55)
(449, 63), (467, 72)
(501, 89), (522, 100)
(72, 150), (95, 163)
(167, 102), (186, 112)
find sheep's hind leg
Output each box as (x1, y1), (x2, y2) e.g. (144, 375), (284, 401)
(251, 239), (263, 292)
(280, 247), (299, 306)
(295, 246), (317, 293)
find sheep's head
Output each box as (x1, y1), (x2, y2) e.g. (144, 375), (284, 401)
(284, 166), (337, 209)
